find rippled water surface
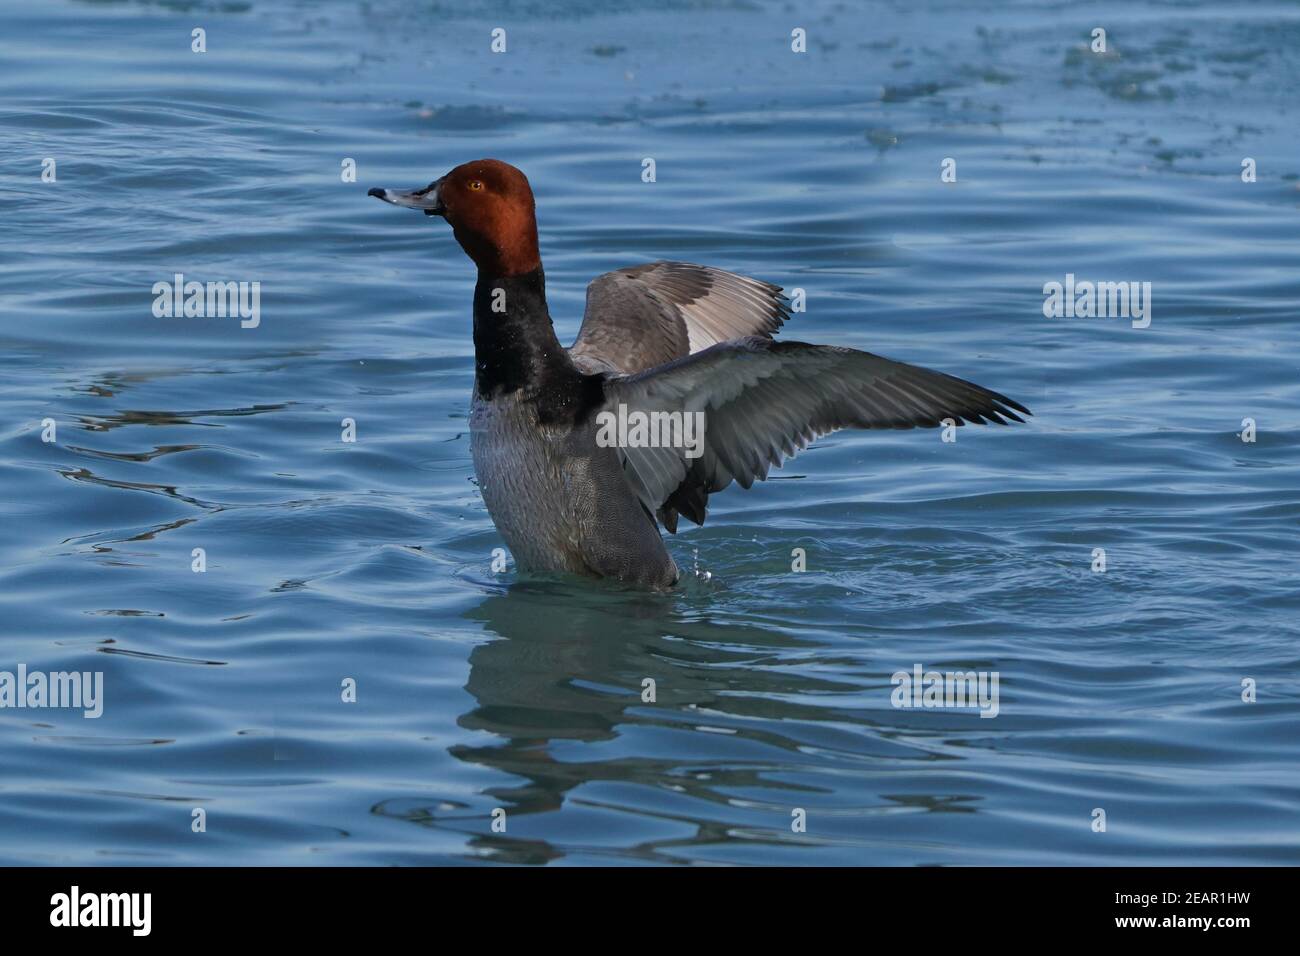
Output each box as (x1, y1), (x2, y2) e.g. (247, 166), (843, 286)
(1, 0), (1298, 865)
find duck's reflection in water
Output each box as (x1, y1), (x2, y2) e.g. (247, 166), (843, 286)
(435, 577), (851, 863)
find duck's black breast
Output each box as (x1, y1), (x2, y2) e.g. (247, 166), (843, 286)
(472, 268), (606, 426)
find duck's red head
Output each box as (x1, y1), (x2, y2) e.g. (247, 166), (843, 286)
(369, 159), (541, 277)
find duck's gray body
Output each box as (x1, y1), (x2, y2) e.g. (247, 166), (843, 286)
(465, 260), (795, 588)
(470, 387), (679, 586)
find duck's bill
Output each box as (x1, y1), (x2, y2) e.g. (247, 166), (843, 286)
(367, 180), (445, 216)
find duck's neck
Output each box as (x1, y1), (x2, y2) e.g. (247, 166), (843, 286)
(472, 267), (589, 413)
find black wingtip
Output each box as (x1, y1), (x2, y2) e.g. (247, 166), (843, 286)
(981, 390), (1032, 424)
(1003, 396), (1033, 418)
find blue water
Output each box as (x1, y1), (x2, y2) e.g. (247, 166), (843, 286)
(1, 0), (1298, 865)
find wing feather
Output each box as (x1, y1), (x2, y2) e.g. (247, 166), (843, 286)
(569, 261), (789, 374)
(600, 337), (1030, 524)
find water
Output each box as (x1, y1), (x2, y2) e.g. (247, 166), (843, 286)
(1, 0), (1298, 865)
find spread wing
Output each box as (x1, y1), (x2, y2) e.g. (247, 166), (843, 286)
(568, 261), (789, 375)
(599, 337), (1030, 532)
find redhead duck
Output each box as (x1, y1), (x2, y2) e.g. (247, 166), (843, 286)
(369, 159), (1029, 588)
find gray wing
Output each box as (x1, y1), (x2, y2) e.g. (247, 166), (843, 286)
(599, 337), (1030, 532)
(568, 261), (789, 375)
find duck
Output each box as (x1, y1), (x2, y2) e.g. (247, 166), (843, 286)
(369, 159), (1030, 588)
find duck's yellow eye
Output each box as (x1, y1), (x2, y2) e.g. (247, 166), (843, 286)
(468, 180), (484, 191)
